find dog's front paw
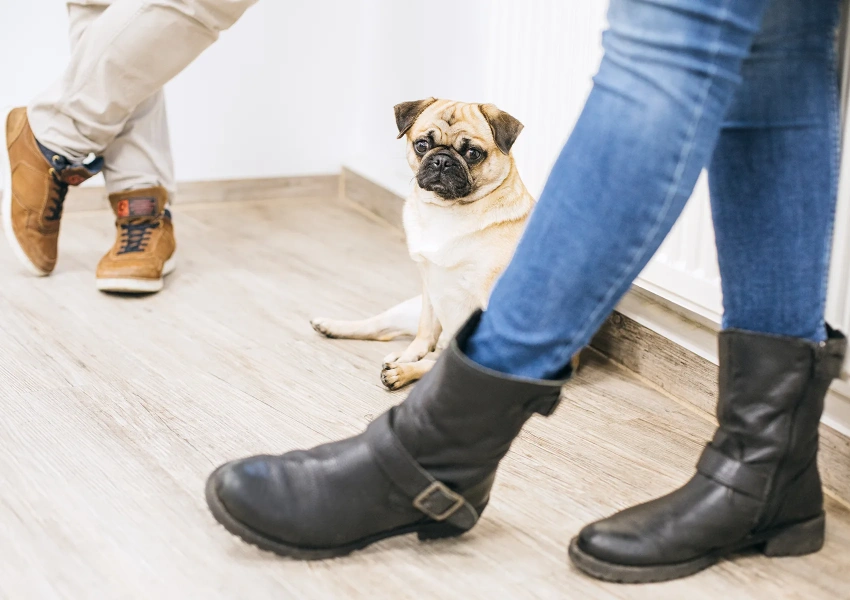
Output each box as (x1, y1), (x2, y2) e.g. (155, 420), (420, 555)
(381, 362), (412, 391)
(310, 317), (338, 338)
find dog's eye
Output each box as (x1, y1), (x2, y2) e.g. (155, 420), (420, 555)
(414, 140), (430, 155)
(465, 148), (483, 163)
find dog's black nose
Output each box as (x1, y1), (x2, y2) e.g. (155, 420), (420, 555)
(429, 153), (458, 172)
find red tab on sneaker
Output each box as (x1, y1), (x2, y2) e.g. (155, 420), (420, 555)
(116, 197), (157, 218)
(58, 166), (95, 186)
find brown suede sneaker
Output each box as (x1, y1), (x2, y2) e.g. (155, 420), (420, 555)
(96, 186), (176, 294)
(1, 107), (102, 275)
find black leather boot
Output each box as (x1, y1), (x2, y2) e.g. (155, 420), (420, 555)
(569, 326), (846, 583)
(206, 311), (568, 559)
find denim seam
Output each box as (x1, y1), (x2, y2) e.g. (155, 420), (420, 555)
(818, 6), (842, 337)
(554, 0), (735, 368)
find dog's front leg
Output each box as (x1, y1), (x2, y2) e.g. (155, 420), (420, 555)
(380, 294), (440, 389)
(381, 357), (436, 391)
(382, 274), (441, 366)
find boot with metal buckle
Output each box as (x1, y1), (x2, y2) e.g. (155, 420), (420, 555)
(206, 310), (569, 558)
(569, 326), (847, 583)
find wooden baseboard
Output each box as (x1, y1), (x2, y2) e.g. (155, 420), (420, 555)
(341, 167), (405, 230)
(67, 174), (339, 213)
(341, 164), (850, 505)
(592, 312), (718, 415)
(595, 311), (850, 505)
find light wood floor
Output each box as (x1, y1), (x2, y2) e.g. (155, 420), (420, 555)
(0, 194), (848, 599)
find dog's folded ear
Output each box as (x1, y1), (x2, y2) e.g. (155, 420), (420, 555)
(394, 98), (438, 139)
(479, 104), (524, 154)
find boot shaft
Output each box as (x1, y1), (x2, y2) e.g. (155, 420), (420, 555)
(714, 327), (846, 465)
(393, 311), (567, 487)
(713, 327), (845, 526)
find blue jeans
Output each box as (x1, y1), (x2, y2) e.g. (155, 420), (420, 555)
(466, 0), (841, 380)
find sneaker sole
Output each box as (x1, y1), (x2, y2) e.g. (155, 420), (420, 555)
(96, 254), (177, 294)
(204, 463), (468, 561)
(0, 106), (49, 277)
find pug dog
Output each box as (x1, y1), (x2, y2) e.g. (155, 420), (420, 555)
(311, 98), (579, 389)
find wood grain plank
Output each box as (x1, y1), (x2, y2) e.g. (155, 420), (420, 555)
(0, 195), (847, 598)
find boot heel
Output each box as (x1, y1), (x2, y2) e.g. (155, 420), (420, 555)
(417, 522), (466, 541)
(762, 514), (825, 557)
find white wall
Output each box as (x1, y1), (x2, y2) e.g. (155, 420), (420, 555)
(0, 0), (360, 185)
(345, 1), (609, 198)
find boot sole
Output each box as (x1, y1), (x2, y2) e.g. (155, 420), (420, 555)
(96, 254), (176, 294)
(204, 464), (467, 560)
(567, 512), (825, 584)
(0, 106), (49, 277)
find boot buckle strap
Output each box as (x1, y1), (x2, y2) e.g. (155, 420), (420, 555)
(696, 444), (769, 499)
(413, 481), (466, 521)
(366, 409), (479, 531)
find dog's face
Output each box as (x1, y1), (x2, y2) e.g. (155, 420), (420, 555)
(395, 98), (523, 204)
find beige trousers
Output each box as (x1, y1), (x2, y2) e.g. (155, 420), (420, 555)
(27, 0), (258, 197)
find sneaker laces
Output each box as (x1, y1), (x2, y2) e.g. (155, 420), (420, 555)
(118, 218), (161, 254)
(45, 168), (69, 222)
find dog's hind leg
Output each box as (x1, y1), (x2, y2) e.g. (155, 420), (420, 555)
(310, 296), (420, 341)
